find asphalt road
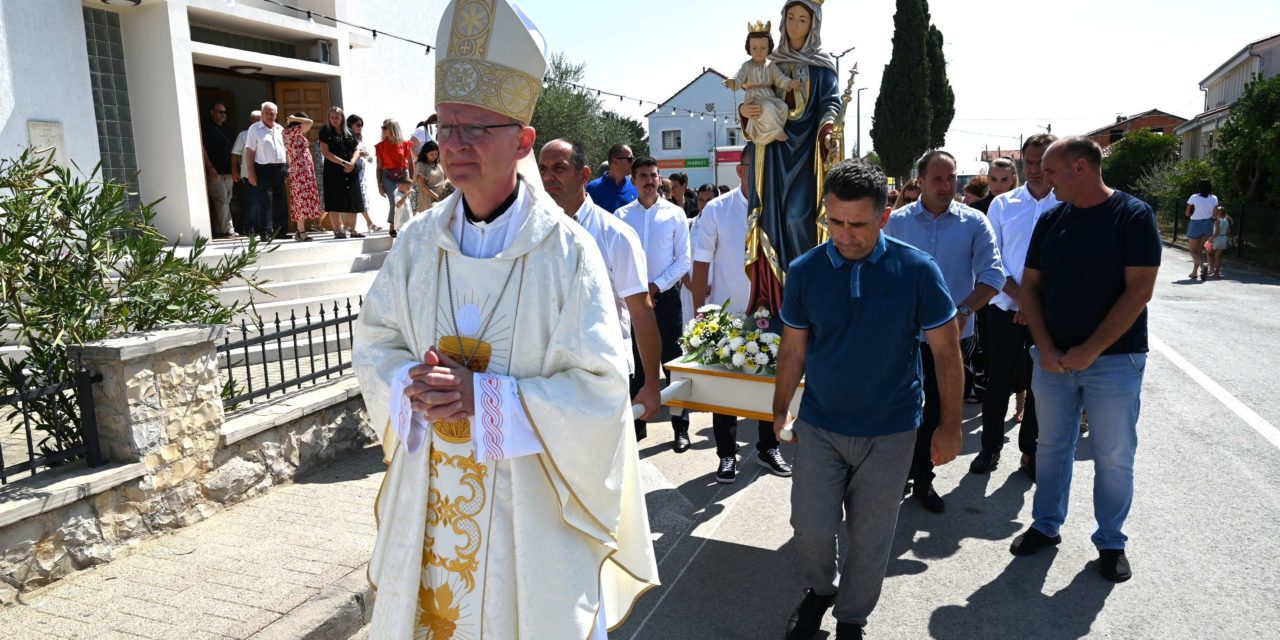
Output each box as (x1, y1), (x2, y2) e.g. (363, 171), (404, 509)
(613, 246), (1280, 640)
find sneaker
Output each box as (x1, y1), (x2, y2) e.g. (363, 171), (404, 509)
(911, 483), (945, 513)
(756, 447), (792, 477)
(672, 428), (691, 453)
(1009, 527), (1061, 556)
(715, 455), (737, 483)
(785, 588), (836, 640)
(1098, 549), (1132, 583)
(835, 622), (865, 639)
(969, 450), (1000, 474)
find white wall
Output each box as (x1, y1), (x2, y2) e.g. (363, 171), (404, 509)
(0, 0), (99, 171)
(648, 71), (740, 187)
(120, 2), (211, 243)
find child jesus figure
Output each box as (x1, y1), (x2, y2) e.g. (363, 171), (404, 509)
(724, 22), (801, 145)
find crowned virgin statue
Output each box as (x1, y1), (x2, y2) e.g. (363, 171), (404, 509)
(742, 0), (843, 313)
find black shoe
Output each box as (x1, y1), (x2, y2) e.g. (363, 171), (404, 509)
(635, 423), (647, 442)
(1099, 549), (1132, 583)
(835, 622), (865, 639)
(1010, 527), (1061, 556)
(969, 450), (1001, 474)
(911, 483), (945, 513)
(785, 588), (836, 640)
(715, 455), (737, 483)
(1019, 453), (1036, 482)
(673, 428), (691, 453)
(756, 447), (792, 477)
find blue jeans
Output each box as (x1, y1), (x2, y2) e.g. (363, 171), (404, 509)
(1030, 347), (1146, 549)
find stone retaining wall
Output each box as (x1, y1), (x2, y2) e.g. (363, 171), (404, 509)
(0, 325), (373, 605)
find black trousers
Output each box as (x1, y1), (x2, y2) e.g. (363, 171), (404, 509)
(910, 338), (972, 485)
(632, 286), (686, 433)
(713, 413), (778, 458)
(980, 308), (1038, 455)
(250, 163), (288, 236)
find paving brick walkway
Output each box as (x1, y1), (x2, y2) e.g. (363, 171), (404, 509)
(0, 446), (384, 640)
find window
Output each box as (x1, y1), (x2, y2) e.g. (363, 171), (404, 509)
(726, 128), (740, 146)
(1109, 129), (1124, 144)
(662, 130), (682, 151)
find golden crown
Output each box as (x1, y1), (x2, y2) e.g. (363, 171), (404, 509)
(747, 20), (771, 34)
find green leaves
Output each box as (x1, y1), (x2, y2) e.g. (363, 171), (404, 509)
(530, 53), (650, 168)
(1208, 74), (1280, 206)
(1102, 129), (1181, 193)
(0, 150), (267, 453)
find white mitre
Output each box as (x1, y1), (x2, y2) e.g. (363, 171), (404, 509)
(435, 0), (548, 125)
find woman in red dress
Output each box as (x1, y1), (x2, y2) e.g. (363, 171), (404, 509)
(284, 113), (323, 241)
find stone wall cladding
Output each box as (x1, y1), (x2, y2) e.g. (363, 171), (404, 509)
(0, 326), (373, 605)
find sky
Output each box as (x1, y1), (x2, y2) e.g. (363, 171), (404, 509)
(510, 0), (1280, 166)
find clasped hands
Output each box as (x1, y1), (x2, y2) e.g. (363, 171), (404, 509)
(403, 347), (474, 422)
(1040, 345), (1099, 374)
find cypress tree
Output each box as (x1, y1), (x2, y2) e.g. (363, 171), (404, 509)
(870, 0), (931, 180)
(925, 24), (955, 148)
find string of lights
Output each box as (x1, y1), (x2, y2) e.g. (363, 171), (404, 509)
(233, 0), (437, 54)
(544, 79), (738, 124)
(230, 1), (739, 123)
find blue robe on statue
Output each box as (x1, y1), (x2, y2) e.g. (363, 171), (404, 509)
(746, 62), (841, 290)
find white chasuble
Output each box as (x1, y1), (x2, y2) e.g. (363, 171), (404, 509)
(354, 179), (660, 639)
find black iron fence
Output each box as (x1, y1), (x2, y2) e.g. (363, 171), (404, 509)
(218, 298), (361, 411)
(1, 364), (106, 485)
(1140, 195), (1280, 271)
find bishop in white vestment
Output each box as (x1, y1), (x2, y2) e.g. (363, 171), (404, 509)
(352, 2), (659, 638)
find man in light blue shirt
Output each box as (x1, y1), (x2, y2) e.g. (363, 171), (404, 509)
(885, 150), (1004, 514)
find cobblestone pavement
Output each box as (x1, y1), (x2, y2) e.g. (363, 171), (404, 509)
(0, 446), (384, 639)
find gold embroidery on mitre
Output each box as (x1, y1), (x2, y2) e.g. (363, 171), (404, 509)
(436, 58), (540, 124)
(448, 0), (494, 59)
(430, 336), (492, 444)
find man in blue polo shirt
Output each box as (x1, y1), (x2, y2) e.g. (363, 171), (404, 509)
(585, 143), (638, 212)
(773, 161), (964, 640)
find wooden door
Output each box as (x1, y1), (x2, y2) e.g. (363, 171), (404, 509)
(274, 81), (330, 146)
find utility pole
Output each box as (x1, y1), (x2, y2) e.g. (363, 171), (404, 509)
(855, 87), (867, 159)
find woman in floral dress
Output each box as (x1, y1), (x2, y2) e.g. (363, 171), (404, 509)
(284, 113), (323, 241)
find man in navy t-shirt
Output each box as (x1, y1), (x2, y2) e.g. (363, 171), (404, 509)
(1010, 137), (1161, 585)
(773, 161), (964, 639)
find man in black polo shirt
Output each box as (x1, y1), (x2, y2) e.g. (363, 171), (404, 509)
(201, 101), (237, 237)
(773, 160), (963, 639)
(1009, 137), (1161, 584)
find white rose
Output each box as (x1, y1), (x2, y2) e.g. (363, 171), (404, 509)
(746, 341), (760, 354)
(754, 352), (770, 366)
(731, 352), (747, 367)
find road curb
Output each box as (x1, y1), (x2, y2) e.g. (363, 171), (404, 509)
(248, 565), (374, 640)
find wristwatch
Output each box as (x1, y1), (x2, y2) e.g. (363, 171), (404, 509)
(957, 305), (972, 317)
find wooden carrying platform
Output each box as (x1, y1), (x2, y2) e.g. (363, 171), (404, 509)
(657, 360), (803, 422)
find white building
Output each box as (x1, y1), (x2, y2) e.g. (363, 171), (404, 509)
(0, 0), (444, 244)
(646, 69), (744, 189)
(1175, 32), (1280, 160)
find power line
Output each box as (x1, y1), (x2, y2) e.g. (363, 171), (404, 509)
(543, 78), (737, 124)
(248, 0), (436, 54)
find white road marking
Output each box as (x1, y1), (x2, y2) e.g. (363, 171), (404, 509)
(1151, 334), (1280, 451)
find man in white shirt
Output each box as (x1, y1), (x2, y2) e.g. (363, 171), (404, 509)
(617, 156), (693, 451)
(538, 138), (662, 424)
(243, 101), (289, 242)
(972, 133), (1060, 478)
(230, 109), (261, 238)
(691, 154), (792, 482)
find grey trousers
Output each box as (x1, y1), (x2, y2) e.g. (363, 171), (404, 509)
(789, 420), (917, 626)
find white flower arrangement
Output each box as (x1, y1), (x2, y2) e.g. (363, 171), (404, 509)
(678, 302), (783, 375)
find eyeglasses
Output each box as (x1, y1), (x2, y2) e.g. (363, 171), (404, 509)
(437, 123), (523, 145)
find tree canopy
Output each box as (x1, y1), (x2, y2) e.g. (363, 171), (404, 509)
(530, 53), (649, 170)
(1102, 129), (1181, 193)
(870, 0), (932, 180)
